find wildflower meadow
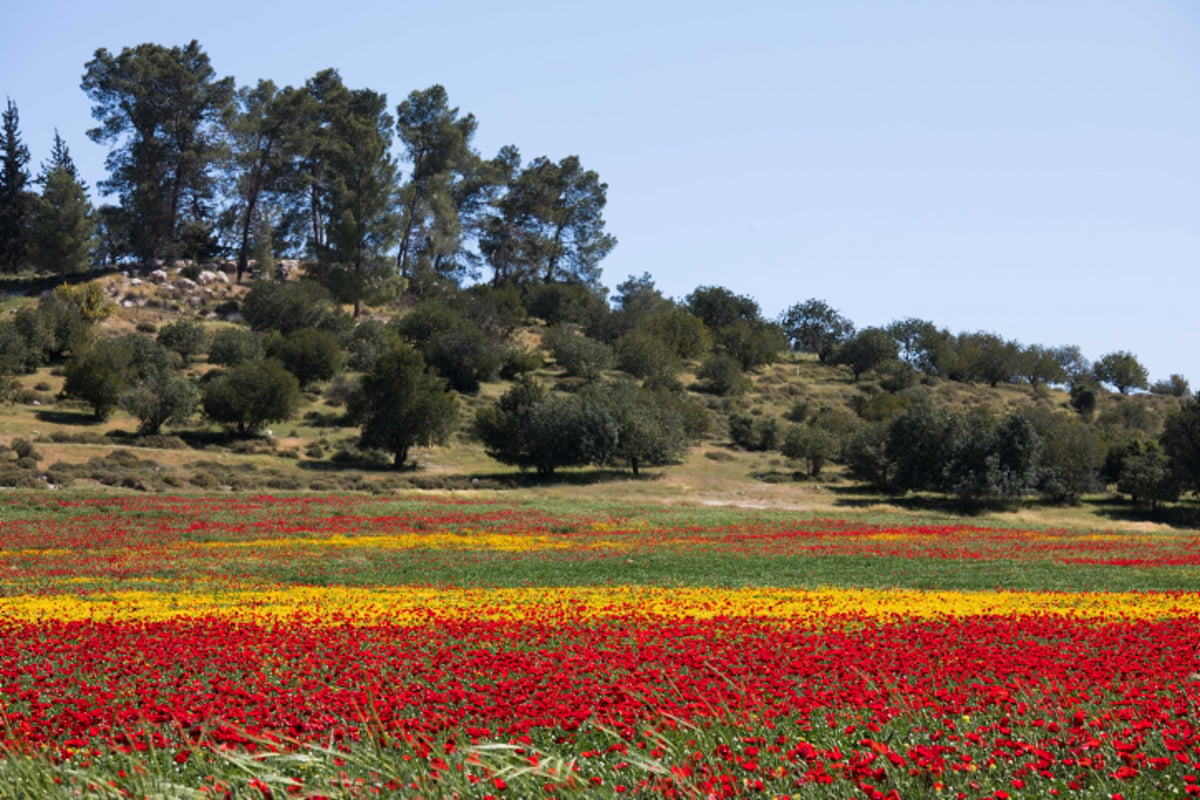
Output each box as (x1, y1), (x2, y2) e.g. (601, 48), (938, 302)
(1, 493), (1198, 799)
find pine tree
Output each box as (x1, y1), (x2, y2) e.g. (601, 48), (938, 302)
(32, 131), (97, 274)
(0, 98), (33, 273)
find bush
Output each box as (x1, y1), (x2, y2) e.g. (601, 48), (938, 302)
(202, 359), (300, 434)
(241, 280), (332, 334)
(265, 327), (346, 388)
(697, 353), (749, 396)
(545, 328), (613, 380)
(781, 424), (838, 477)
(157, 319), (209, 362)
(208, 328), (264, 367)
(728, 414), (782, 451)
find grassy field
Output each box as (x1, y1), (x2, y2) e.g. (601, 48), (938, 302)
(0, 491), (1198, 798)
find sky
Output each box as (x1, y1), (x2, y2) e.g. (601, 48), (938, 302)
(3, 0), (1198, 385)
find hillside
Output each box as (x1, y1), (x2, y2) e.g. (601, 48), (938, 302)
(0, 267), (1195, 533)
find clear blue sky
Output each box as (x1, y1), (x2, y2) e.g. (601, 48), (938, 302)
(4, 0), (1198, 385)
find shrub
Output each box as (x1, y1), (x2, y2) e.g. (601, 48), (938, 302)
(265, 328), (346, 388)
(157, 319), (209, 362)
(545, 327), (613, 380)
(208, 328), (264, 367)
(697, 353), (749, 396)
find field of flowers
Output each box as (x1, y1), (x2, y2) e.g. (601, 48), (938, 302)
(1, 492), (1198, 798)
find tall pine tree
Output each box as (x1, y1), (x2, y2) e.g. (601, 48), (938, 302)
(0, 98), (33, 273)
(81, 41), (234, 263)
(32, 131), (97, 274)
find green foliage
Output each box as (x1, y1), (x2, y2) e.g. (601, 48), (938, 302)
(121, 372), (199, 434)
(544, 327), (613, 380)
(637, 308), (712, 361)
(82, 41), (234, 262)
(716, 318), (787, 369)
(265, 327), (346, 388)
(1069, 382), (1098, 419)
(393, 300), (500, 393)
(685, 285), (760, 330)
(347, 319), (398, 372)
(1118, 451), (1179, 510)
(946, 413), (1042, 507)
(1161, 397), (1200, 494)
(202, 358), (300, 434)
(0, 99), (33, 273)
(614, 329), (679, 380)
(1150, 374), (1191, 398)
(781, 423), (837, 477)
(31, 133), (96, 274)
(347, 343), (457, 468)
(845, 422), (893, 489)
(855, 392), (912, 423)
(696, 353), (750, 396)
(52, 281), (114, 322)
(1018, 344), (1067, 388)
(836, 327), (899, 381)
(474, 376), (547, 468)
(1022, 408), (1102, 505)
(728, 414), (782, 452)
(586, 381), (693, 475)
(208, 327), (264, 367)
(781, 299), (854, 362)
(954, 332), (1023, 387)
(63, 338), (131, 419)
(886, 401), (963, 493)
(156, 319), (208, 362)
(524, 282), (608, 327)
(242, 279), (333, 334)
(394, 85), (487, 290)
(1094, 351), (1149, 395)
(462, 283), (526, 336)
(481, 154), (616, 288)
(524, 394), (618, 475)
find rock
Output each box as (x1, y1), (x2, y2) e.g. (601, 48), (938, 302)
(198, 270), (219, 285)
(129, 277), (142, 286)
(214, 271), (230, 284)
(176, 277), (198, 291)
(149, 269), (169, 284)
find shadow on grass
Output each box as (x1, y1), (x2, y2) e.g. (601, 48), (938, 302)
(1085, 496), (1200, 529)
(34, 409), (103, 426)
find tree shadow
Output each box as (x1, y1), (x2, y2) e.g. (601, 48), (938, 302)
(1084, 496), (1200, 529)
(35, 409), (102, 426)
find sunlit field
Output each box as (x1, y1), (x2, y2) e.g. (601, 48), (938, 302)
(1, 492), (1198, 798)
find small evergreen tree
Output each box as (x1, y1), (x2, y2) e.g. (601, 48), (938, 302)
(31, 132), (96, 274)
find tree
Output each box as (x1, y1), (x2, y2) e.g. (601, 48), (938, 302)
(157, 318), (208, 362)
(347, 343), (457, 468)
(225, 80), (313, 282)
(265, 327), (345, 388)
(780, 299), (854, 362)
(1018, 344), (1067, 389)
(544, 327), (613, 380)
(587, 381), (691, 475)
(1094, 351), (1149, 395)
(306, 73), (401, 315)
(241, 279), (334, 334)
(696, 353), (750, 396)
(886, 401), (963, 493)
(1161, 398), (1200, 495)
(474, 375), (547, 469)
(0, 98), (33, 273)
(481, 153), (616, 288)
(836, 327), (899, 381)
(82, 41), (234, 262)
(208, 327), (264, 367)
(524, 394), (618, 476)
(202, 358), (299, 434)
(957, 332), (1022, 387)
(1118, 452), (1178, 510)
(1022, 409), (1101, 505)
(781, 424), (838, 478)
(31, 132), (97, 274)
(394, 85), (486, 290)
(946, 413), (1042, 506)
(1150, 374), (1190, 398)
(63, 338), (131, 419)
(392, 299), (500, 393)
(120, 337), (199, 435)
(886, 317), (939, 367)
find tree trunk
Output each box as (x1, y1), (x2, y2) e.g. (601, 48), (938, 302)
(393, 446), (409, 469)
